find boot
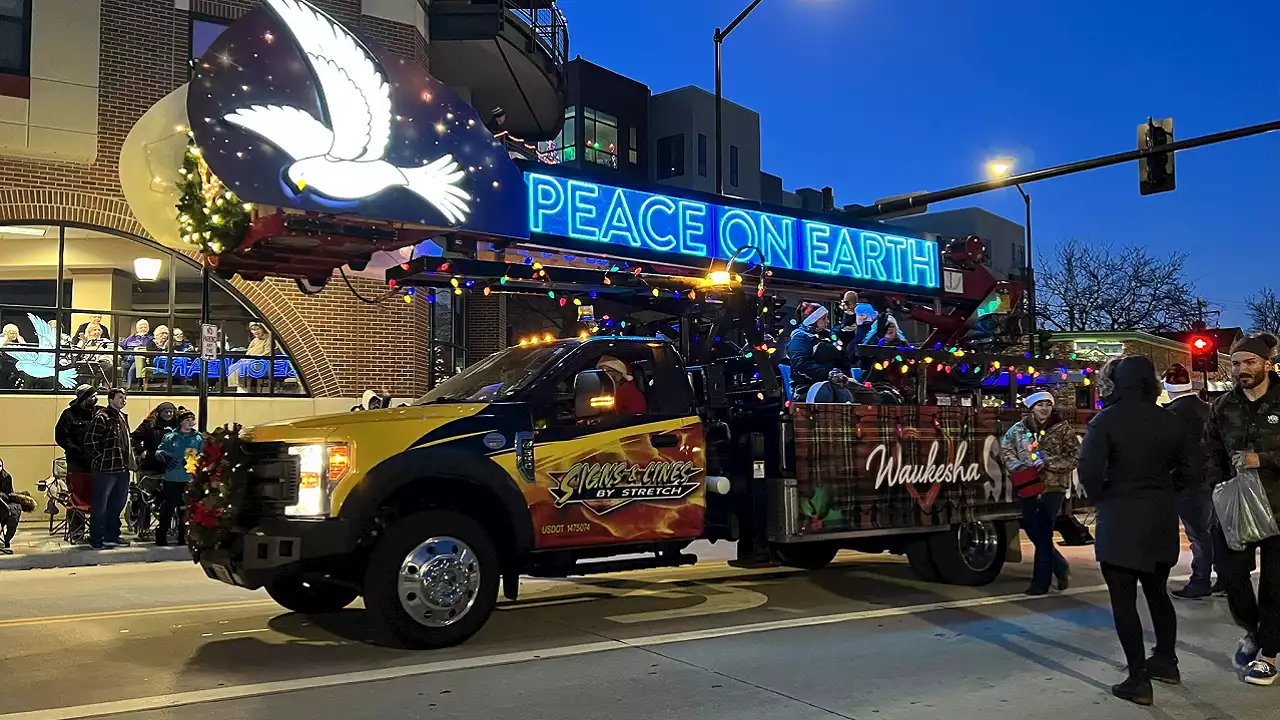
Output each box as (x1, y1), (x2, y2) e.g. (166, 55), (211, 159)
(1112, 675), (1153, 705)
(1146, 654), (1180, 685)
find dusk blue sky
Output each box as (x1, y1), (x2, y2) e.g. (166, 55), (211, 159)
(557, 0), (1278, 328)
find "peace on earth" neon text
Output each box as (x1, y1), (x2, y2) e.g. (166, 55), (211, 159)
(525, 173), (939, 291)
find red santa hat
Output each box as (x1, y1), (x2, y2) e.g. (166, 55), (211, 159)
(1163, 363), (1193, 395)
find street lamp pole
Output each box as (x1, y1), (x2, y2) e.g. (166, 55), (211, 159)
(714, 0), (765, 196)
(1014, 184), (1035, 354)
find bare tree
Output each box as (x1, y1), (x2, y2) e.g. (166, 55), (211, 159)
(1036, 238), (1206, 333)
(1246, 288), (1280, 335)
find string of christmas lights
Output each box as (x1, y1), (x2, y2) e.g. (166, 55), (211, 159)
(175, 135), (252, 257)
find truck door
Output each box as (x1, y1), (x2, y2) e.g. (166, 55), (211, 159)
(527, 340), (706, 549)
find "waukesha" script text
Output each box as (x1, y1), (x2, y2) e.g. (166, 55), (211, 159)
(866, 441), (983, 489)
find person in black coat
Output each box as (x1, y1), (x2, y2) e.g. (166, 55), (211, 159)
(1161, 363), (1218, 599)
(1078, 355), (1198, 705)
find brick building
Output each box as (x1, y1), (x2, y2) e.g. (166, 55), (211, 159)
(1047, 330), (1237, 395)
(0, 0), (567, 490)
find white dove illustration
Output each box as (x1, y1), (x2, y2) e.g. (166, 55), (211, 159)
(222, 0), (472, 223)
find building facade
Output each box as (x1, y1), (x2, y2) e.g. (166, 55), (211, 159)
(889, 208), (1027, 281)
(0, 0), (567, 492)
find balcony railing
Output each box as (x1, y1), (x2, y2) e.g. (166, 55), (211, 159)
(504, 1), (569, 70)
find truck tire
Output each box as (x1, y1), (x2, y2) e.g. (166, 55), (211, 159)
(266, 575), (359, 614)
(925, 521), (1006, 586)
(774, 542), (838, 570)
(904, 538), (940, 582)
(363, 510), (499, 649)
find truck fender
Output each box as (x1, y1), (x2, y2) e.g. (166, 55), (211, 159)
(337, 446), (536, 564)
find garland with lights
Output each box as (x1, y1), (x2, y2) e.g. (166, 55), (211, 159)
(186, 424), (251, 553)
(175, 137), (252, 257)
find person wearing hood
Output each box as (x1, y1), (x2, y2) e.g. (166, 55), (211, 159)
(1001, 390), (1077, 595)
(787, 303), (849, 395)
(1078, 356), (1197, 705)
(1161, 363), (1220, 599)
(55, 385), (99, 512)
(1095, 357), (1122, 408)
(132, 402), (177, 478)
(1204, 334), (1280, 686)
(155, 410), (203, 546)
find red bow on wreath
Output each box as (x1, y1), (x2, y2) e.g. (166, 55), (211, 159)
(202, 443), (224, 468)
(189, 501), (224, 528)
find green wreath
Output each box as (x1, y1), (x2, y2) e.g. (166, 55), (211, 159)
(175, 137), (251, 257)
(186, 423), (251, 553)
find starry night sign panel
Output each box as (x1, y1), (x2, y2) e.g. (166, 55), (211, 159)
(526, 173), (942, 294)
(187, 0), (528, 239)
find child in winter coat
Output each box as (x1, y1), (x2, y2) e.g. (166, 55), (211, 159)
(155, 411), (203, 545)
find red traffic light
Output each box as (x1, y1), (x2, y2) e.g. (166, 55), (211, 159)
(1192, 337), (1210, 351)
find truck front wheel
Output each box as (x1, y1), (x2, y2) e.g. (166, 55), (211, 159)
(774, 542), (839, 570)
(920, 521), (1007, 586)
(266, 575), (359, 614)
(363, 510), (499, 649)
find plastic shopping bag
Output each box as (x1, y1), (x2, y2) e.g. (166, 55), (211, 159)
(1213, 468), (1280, 551)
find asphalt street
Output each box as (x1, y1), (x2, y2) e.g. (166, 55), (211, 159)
(1, 540), (1274, 720)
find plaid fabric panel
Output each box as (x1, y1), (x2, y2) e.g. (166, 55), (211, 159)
(793, 404), (1095, 535)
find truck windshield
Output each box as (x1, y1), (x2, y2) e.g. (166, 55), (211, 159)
(416, 343), (573, 403)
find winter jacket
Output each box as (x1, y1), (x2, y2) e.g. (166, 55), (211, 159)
(1078, 356), (1197, 573)
(132, 417), (176, 475)
(1001, 412), (1080, 493)
(1204, 371), (1280, 517)
(786, 328), (843, 388)
(1164, 393), (1210, 493)
(157, 429), (204, 483)
(55, 400), (97, 473)
(0, 469), (13, 501)
(85, 406), (134, 474)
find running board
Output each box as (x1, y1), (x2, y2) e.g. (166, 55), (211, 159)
(530, 552), (698, 578)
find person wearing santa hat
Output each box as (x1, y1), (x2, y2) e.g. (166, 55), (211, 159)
(786, 302), (849, 396)
(1204, 334), (1280, 686)
(1001, 390), (1077, 596)
(1162, 363), (1220, 599)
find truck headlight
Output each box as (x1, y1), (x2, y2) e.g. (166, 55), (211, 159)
(285, 443), (350, 517)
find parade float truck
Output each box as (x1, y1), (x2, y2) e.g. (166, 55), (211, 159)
(192, 227), (1097, 649)
(176, 0), (1096, 649)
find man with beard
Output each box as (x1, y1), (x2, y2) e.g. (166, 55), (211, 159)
(1204, 335), (1280, 685)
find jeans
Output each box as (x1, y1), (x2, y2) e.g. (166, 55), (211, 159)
(1021, 491), (1069, 590)
(156, 481), (187, 544)
(1214, 527), (1280, 657)
(0, 500), (19, 546)
(1176, 487), (1217, 588)
(1102, 562), (1177, 674)
(89, 471), (129, 546)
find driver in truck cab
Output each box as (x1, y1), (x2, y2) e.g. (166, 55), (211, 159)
(596, 355), (647, 415)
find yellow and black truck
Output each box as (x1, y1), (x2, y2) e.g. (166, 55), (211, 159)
(193, 253), (1097, 649)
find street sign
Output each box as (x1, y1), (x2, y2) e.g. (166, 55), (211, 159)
(200, 323), (219, 361)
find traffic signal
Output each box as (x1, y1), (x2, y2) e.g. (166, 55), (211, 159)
(1189, 332), (1217, 373)
(1139, 117), (1175, 196)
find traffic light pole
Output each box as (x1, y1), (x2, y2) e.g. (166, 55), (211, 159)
(847, 118), (1280, 219)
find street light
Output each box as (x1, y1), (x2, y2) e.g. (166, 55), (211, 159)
(714, 0), (766, 196)
(986, 158), (1036, 352)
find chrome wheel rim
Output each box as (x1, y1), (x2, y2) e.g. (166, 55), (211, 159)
(957, 521), (1000, 572)
(398, 536), (480, 628)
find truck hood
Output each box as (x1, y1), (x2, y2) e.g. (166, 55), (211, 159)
(242, 403), (490, 443)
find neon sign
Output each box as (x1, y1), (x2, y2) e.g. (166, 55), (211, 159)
(526, 173), (940, 291)
(152, 356), (298, 380)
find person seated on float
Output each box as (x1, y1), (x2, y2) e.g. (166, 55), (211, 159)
(786, 302), (852, 399)
(596, 356), (647, 415)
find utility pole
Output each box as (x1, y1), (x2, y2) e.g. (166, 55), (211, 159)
(714, 0), (765, 196)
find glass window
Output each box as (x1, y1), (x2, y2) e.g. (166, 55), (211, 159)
(0, 0), (29, 76)
(0, 224), (61, 307)
(0, 223), (308, 396)
(656, 135), (685, 180)
(583, 107), (618, 170)
(537, 107), (576, 165)
(427, 292), (465, 389)
(697, 134), (708, 177)
(730, 145), (740, 187)
(191, 18), (230, 62)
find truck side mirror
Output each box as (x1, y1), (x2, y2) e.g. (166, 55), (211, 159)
(573, 369), (611, 419)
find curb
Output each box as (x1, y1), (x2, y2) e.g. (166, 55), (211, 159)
(0, 546), (192, 572)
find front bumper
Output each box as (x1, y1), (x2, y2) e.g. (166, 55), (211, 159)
(198, 517), (357, 590)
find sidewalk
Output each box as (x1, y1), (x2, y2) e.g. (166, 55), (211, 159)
(1, 526), (190, 571)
